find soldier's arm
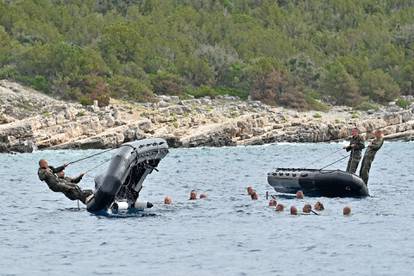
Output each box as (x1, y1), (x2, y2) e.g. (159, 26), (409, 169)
(354, 137), (365, 150)
(71, 174), (83, 184)
(369, 139), (384, 151)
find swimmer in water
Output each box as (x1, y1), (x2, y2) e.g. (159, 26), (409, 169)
(314, 201), (324, 211)
(296, 190), (304, 199)
(343, 206), (351, 216)
(275, 204), (284, 212)
(189, 190), (197, 200)
(302, 204), (312, 214)
(268, 199), (277, 207)
(290, 206), (298, 215)
(164, 196), (172, 204)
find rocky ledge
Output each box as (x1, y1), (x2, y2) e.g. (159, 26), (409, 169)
(1, 80), (413, 153)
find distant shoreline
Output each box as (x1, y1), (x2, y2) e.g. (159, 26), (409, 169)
(1, 80), (413, 153)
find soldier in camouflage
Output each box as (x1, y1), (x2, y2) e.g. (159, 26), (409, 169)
(37, 159), (93, 204)
(359, 130), (384, 185)
(343, 128), (365, 174)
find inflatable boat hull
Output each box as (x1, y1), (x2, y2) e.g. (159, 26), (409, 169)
(267, 168), (369, 198)
(87, 138), (168, 213)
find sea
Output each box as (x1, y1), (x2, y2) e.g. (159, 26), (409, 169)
(0, 142), (413, 276)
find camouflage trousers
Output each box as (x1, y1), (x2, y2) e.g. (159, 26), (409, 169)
(359, 155), (375, 185)
(63, 186), (93, 204)
(346, 153), (361, 174)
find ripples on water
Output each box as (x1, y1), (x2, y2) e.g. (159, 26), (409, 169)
(1, 142), (413, 275)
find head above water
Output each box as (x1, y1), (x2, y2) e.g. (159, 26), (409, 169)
(189, 190), (197, 200)
(247, 186), (254, 196)
(314, 201), (325, 211)
(296, 190), (304, 199)
(290, 206), (298, 215)
(268, 199), (277, 207)
(39, 159), (48, 169)
(164, 196), (172, 204)
(351, 128), (359, 137)
(275, 204), (284, 212)
(343, 206), (351, 216)
(302, 204), (312, 214)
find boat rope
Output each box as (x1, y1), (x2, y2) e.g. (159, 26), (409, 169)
(67, 144), (136, 166)
(67, 148), (115, 165)
(85, 158), (112, 174)
(319, 154), (350, 170)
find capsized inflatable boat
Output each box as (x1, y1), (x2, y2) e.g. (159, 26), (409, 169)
(87, 138), (169, 213)
(267, 168), (369, 197)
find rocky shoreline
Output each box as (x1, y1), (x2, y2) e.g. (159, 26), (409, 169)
(1, 80), (413, 153)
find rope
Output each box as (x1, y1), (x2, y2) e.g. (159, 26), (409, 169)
(319, 154), (350, 170)
(67, 144), (136, 166)
(67, 148), (114, 165)
(85, 158), (112, 174)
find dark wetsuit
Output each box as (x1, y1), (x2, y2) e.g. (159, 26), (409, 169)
(38, 166), (93, 204)
(359, 137), (384, 185)
(345, 135), (365, 173)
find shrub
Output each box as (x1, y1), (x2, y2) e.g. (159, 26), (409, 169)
(396, 98), (411, 109)
(110, 75), (154, 102)
(356, 101), (380, 111)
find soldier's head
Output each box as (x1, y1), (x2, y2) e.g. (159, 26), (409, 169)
(164, 196), (172, 204)
(302, 204), (312, 214)
(314, 201), (325, 211)
(57, 170), (65, 178)
(290, 206), (298, 215)
(247, 186), (254, 195)
(268, 199), (277, 207)
(343, 206), (352, 216)
(351, 128), (359, 137)
(374, 130), (383, 139)
(39, 159), (48, 169)
(296, 190), (304, 199)
(275, 204), (284, 212)
(189, 190), (197, 200)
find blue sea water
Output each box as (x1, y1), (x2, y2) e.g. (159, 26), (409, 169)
(0, 142), (413, 276)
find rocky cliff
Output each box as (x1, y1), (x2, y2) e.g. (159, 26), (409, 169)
(1, 80), (413, 153)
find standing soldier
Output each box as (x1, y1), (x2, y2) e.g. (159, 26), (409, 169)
(343, 128), (365, 173)
(359, 130), (384, 184)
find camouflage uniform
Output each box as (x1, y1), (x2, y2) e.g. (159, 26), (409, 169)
(359, 137), (384, 184)
(38, 166), (93, 204)
(345, 135), (365, 173)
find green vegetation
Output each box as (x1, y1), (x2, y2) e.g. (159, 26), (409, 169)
(313, 112), (322, 119)
(1, 1), (414, 109)
(396, 97), (411, 109)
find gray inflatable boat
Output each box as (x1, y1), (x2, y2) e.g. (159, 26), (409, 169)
(268, 168), (369, 198)
(87, 138), (169, 213)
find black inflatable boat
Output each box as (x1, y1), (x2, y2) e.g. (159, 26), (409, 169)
(87, 138), (169, 213)
(267, 168), (369, 198)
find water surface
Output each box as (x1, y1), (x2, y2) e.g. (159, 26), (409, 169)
(1, 142), (413, 275)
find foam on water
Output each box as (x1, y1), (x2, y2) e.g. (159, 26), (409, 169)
(0, 142), (413, 275)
